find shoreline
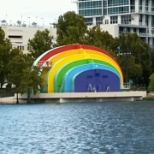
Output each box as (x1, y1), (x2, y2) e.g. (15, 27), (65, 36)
(0, 91), (153, 104)
(1, 97), (154, 104)
(0, 96), (16, 104)
(144, 92), (154, 100)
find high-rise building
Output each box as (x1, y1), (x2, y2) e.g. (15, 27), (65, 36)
(75, 0), (154, 47)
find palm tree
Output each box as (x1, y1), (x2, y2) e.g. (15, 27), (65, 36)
(32, 22), (37, 27)
(17, 20), (22, 26)
(1, 20), (6, 25)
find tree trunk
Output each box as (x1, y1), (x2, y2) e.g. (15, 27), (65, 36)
(16, 92), (19, 104)
(27, 88), (31, 103)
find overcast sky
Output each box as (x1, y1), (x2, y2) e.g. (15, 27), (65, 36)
(0, 0), (77, 26)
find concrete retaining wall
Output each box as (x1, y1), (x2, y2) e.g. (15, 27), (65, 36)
(18, 91), (147, 103)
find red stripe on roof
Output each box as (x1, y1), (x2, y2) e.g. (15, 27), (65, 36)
(37, 44), (118, 68)
(37, 44), (82, 66)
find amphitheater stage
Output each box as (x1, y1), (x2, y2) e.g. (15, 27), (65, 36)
(18, 91), (147, 103)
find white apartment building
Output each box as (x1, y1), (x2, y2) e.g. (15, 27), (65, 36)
(2, 26), (57, 54)
(75, 0), (154, 47)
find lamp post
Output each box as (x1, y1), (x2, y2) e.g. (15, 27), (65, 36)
(6, 14), (7, 25)
(41, 18), (44, 27)
(27, 17), (30, 27)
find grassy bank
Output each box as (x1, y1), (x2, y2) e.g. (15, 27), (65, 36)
(143, 92), (154, 100)
(144, 96), (154, 100)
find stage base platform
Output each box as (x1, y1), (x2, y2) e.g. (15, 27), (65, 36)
(18, 91), (147, 103)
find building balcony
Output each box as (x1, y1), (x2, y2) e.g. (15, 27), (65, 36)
(138, 9), (154, 15)
(138, 32), (149, 37)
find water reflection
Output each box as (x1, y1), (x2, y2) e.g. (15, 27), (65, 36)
(0, 101), (154, 154)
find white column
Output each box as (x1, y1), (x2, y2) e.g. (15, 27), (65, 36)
(118, 15), (121, 24)
(93, 17), (96, 26)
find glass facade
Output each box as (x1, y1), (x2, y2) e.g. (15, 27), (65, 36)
(96, 17), (103, 25)
(121, 15), (131, 24)
(79, 1), (102, 9)
(108, 6), (129, 14)
(108, 0), (129, 6)
(110, 16), (118, 24)
(79, 9), (102, 16)
(77, 0), (154, 47)
(85, 18), (93, 25)
(79, 1), (102, 16)
(78, 0), (131, 17)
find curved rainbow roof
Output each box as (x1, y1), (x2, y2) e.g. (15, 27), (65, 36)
(33, 44), (124, 93)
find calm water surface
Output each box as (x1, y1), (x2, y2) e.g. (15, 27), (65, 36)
(0, 101), (154, 154)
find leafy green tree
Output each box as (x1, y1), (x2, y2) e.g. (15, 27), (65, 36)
(19, 66), (42, 103)
(8, 51), (41, 103)
(117, 52), (142, 84)
(83, 25), (115, 56)
(0, 27), (12, 88)
(148, 73), (154, 92)
(56, 11), (87, 45)
(28, 29), (53, 60)
(114, 33), (152, 87)
(7, 50), (32, 103)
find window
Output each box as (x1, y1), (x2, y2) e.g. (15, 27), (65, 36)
(79, 1), (102, 9)
(8, 35), (22, 38)
(18, 46), (24, 50)
(105, 19), (109, 24)
(108, 6), (129, 15)
(79, 9), (102, 16)
(108, 0), (129, 7)
(85, 18), (93, 25)
(103, 8), (107, 15)
(110, 16), (118, 24)
(139, 14), (143, 23)
(96, 17), (103, 25)
(121, 15), (131, 24)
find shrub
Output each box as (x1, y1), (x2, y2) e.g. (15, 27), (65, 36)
(148, 73), (154, 92)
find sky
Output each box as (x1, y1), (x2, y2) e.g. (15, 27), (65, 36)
(0, 0), (77, 27)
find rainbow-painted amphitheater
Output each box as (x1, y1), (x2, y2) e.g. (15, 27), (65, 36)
(33, 44), (124, 93)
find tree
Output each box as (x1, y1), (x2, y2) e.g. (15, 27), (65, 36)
(22, 23), (27, 27)
(32, 22), (37, 27)
(148, 73), (154, 92)
(0, 27), (12, 88)
(150, 47), (154, 73)
(83, 25), (115, 56)
(1, 20), (6, 25)
(28, 29), (53, 60)
(8, 51), (41, 104)
(114, 33), (152, 87)
(56, 11), (87, 45)
(7, 49), (26, 103)
(7, 50), (35, 103)
(19, 66), (42, 103)
(17, 20), (21, 26)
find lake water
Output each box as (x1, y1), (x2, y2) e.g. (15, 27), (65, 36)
(0, 101), (154, 154)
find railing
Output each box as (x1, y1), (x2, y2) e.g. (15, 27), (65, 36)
(138, 33), (148, 37)
(123, 83), (131, 89)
